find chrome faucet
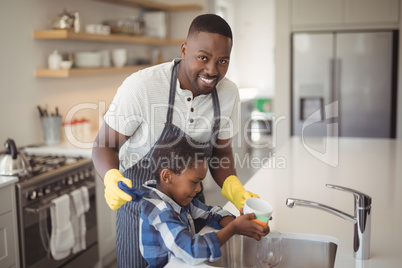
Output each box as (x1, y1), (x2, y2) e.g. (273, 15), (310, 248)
(286, 184), (372, 260)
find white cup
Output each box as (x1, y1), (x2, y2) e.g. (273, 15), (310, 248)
(100, 50), (111, 67)
(243, 198), (273, 223)
(112, 48), (127, 67)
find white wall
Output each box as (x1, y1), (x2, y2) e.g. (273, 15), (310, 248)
(273, 0), (291, 149)
(231, 0), (275, 97)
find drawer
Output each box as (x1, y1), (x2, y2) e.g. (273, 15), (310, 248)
(0, 186), (12, 215)
(0, 211), (17, 268)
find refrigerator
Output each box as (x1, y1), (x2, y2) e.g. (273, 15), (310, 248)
(291, 31), (397, 138)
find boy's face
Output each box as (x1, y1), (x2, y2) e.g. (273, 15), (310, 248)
(179, 31), (232, 97)
(163, 160), (208, 207)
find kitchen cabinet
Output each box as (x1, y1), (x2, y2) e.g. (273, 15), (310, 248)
(34, 0), (202, 78)
(0, 183), (20, 268)
(291, 0), (399, 30)
(95, 174), (118, 267)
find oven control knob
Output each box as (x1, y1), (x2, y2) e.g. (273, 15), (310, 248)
(73, 174), (79, 183)
(37, 188), (44, 198)
(67, 176), (74, 185)
(79, 171), (85, 180)
(44, 186), (51, 195)
(29, 191), (37, 200)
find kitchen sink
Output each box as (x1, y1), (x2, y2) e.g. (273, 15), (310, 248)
(206, 233), (338, 268)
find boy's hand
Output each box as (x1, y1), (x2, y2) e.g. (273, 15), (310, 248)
(231, 213), (270, 241)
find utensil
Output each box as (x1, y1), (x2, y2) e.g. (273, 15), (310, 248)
(244, 198), (273, 224)
(60, 60), (73, 69)
(0, 139), (31, 176)
(52, 9), (76, 30)
(75, 52), (102, 68)
(112, 49), (127, 67)
(257, 231), (283, 268)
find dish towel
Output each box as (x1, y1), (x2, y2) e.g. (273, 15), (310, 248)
(50, 194), (74, 260)
(70, 186), (90, 254)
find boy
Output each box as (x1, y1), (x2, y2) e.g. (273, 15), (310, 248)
(138, 136), (270, 267)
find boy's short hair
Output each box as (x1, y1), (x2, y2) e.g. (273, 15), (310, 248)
(151, 136), (208, 182)
(187, 14), (232, 41)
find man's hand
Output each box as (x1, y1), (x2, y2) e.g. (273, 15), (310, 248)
(104, 169), (133, 210)
(222, 175), (260, 210)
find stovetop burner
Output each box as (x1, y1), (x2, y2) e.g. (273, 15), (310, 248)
(19, 154), (83, 180)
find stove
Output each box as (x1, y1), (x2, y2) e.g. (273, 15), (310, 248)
(15, 153), (99, 268)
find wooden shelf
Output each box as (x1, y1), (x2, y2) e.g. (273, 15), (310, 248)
(35, 65), (151, 78)
(34, 30), (185, 44)
(92, 0), (203, 11)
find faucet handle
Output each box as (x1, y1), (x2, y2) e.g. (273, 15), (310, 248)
(326, 184), (371, 208)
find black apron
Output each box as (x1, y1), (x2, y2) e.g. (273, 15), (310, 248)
(116, 59), (221, 267)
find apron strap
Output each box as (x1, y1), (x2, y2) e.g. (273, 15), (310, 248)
(211, 88), (221, 142)
(166, 59), (181, 124)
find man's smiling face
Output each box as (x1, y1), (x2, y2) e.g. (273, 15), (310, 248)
(179, 31), (232, 96)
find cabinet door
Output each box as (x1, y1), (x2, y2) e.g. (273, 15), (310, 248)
(95, 175), (117, 265)
(336, 32), (394, 138)
(292, 33), (335, 137)
(344, 0), (399, 24)
(291, 0), (343, 26)
(0, 212), (17, 268)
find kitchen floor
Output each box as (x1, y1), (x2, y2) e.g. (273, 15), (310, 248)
(104, 144), (272, 268)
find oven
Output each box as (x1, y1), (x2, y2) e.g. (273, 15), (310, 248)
(15, 155), (99, 268)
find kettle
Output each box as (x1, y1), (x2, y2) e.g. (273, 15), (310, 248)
(0, 139), (31, 176)
(52, 9), (76, 30)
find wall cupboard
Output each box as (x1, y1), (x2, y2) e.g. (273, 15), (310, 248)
(291, 0), (399, 30)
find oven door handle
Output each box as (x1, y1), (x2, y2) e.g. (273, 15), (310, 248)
(25, 181), (96, 214)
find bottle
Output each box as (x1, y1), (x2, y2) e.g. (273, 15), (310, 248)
(74, 11), (80, 32)
(48, 50), (62, 70)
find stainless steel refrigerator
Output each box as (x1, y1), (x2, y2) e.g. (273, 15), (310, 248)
(291, 31), (397, 138)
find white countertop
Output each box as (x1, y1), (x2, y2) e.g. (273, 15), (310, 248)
(166, 137), (402, 268)
(0, 175), (18, 188)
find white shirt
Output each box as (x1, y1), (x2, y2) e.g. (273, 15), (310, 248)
(104, 59), (240, 171)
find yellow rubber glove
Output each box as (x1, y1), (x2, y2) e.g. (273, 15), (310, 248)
(104, 169), (133, 210)
(222, 175), (260, 210)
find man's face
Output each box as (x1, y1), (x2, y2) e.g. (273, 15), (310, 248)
(179, 31), (232, 96)
(168, 161), (208, 207)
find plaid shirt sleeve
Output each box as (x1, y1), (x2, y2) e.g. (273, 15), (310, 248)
(140, 198), (224, 267)
(190, 198), (236, 230)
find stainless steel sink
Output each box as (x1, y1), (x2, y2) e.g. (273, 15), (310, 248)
(206, 233), (338, 268)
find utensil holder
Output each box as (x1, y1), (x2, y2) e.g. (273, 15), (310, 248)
(41, 116), (62, 145)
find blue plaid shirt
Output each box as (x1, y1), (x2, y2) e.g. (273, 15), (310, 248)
(139, 181), (234, 268)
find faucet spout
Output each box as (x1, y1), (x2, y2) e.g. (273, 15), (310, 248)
(286, 184), (372, 260)
(286, 198), (356, 224)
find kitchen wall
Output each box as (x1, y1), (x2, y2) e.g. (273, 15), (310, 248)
(0, 0), (274, 148)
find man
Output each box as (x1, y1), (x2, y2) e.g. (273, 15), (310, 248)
(92, 14), (259, 268)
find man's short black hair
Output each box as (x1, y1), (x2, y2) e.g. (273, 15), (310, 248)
(187, 13), (232, 40)
(151, 136), (207, 182)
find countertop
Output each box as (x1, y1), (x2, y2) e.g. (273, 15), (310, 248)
(0, 175), (18, 188)
(166, 137), (402, 268)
